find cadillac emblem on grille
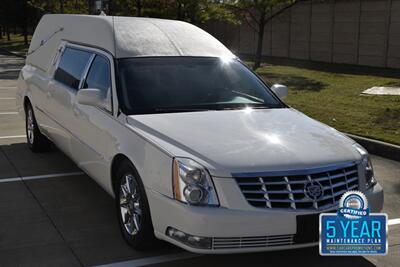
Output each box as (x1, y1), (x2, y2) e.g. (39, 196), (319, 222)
(304, 179), (324, 201)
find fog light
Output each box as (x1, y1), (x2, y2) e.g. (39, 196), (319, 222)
(166, 227), (212, 249)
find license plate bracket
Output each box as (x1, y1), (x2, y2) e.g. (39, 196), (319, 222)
(294, 213), (320, 244)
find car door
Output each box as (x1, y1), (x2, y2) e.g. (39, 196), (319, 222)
(25, 42), (66, 139)
(68, 50), (115, 185)
(47, 46), (93, 156)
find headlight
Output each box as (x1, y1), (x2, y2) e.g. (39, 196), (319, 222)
(173, 157), (219, 206)
(353, 143), (377, 189)
(363, 156), (376, 189)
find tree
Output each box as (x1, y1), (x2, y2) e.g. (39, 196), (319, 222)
(0, 0), (16, 41)
(228, 0), (299, 70)
(21, 0), (29, 45)
(0, 0), (237, 47)
(170, 0), (236, 24)
(135, 0), (143, 16)
(59, 0), (64, 13)
(111, 0), (235, 24)
(28, 0), (91, 14)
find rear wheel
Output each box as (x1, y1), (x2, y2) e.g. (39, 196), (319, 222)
(115, 160), (159, 250)
(25, 103), (51, 152)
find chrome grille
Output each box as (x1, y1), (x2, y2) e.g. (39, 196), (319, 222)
(212, 235), (294, 250)
(235, 164), (359, 210)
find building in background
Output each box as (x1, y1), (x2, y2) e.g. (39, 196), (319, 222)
(202, 0), (400, 69)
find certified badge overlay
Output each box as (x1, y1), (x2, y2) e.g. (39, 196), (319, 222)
(320, 191), (387, 255)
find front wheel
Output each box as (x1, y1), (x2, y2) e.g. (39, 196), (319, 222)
(25, 103), (51, 153)
(115, 160), (159, 250)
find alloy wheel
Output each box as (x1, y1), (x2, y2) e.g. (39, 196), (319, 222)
(27, 108), (35, 144)
(119, 174), (142, 236)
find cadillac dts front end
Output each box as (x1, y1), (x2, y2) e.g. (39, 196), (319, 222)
(148, 151), (383, 254)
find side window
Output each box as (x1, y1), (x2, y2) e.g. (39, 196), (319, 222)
(83, 55), (112, 112)
(54, 47), (92, 90)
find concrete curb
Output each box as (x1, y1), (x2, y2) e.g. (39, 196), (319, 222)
(0, 47), (26, 59)
(347, 133), (400, 162)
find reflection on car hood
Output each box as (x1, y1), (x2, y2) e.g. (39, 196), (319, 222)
(126, 108), (360, 177)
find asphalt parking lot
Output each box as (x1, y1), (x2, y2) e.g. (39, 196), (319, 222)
(0, 53), (399, 267)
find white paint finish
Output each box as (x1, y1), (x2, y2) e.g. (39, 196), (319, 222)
(114, 17), (233, 58)
(94, 253), (199, 267)
(147, 182), (383, 251)
(27, 14), (232, 72)
(362, 87), (400, 96)
(0, 135), (26, 139)
(28, 15), (114, 72)
(127, 109), (360, 177)
(0, 172), (84, 183)
(271, 84), (289, 99)
(388, 218), (400, 226)
(59, 43), (119, 195)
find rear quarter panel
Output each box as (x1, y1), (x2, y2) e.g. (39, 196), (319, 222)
(17, 65), (53, 135)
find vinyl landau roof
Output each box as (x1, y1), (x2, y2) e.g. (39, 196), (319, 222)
(27, 14), (234, 71)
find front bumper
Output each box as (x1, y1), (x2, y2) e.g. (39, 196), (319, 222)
(147, 182), (383, 254)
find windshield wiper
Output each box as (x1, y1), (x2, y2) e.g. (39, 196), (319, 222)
(231, 90), (265, 103)
(153, 107), (212, 113)
(131, 103), (281, 115)
(217, 103), (271, 110)
(220, 106), (270, 111)
(131, 107), (213, 115)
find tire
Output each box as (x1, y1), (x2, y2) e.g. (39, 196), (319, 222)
(114, 159), (159, 250)
(25, 103), (51, 153)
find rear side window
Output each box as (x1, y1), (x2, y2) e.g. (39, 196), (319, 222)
(83, 55), (111, 93)
(54, 47), (92, 90)
(83, 55), (112, 112)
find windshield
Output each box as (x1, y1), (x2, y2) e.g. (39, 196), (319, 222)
(117, 57), (285, 115)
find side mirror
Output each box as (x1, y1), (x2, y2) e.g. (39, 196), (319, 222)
(76, 88), (103, 106)
(271, 84), (288, 99)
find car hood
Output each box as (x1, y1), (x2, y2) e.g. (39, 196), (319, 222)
(126, 108), (361, 177)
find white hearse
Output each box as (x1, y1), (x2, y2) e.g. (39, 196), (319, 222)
(16, 14), (383, 253)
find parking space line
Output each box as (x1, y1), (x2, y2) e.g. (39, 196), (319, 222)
(0, 171), (85, 183)
(389, 218), (400, 226)
(0, 135), (26, 139)
(0, 97), (16, 100)
(0, 86), (16, 89)
(0, 177), (21, 183)
(0, 112), (18, 115)
(22, 171), (84, 181)
(94, 252), (200, 267)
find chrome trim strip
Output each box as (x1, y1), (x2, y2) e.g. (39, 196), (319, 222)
(212, 235), (295, 249)
(67, 42), (115, 115)
(78, 53), (96, 90)
(232, 162), (358, 178)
